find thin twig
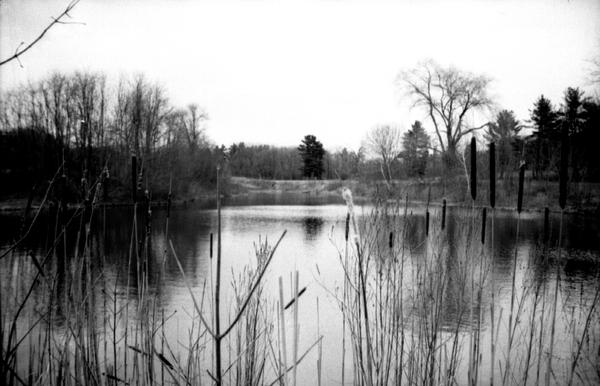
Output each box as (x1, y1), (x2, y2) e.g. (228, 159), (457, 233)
(0, 1), (82, 67)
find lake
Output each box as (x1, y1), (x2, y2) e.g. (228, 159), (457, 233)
(1, 193), (599, 385)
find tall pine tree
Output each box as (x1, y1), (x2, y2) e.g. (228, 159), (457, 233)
(400, 121), (430, 178)
(559, 87), (586, 181)
(298, 135), (325, 179)
(530, 95), (559, 178)
(485, 110), (522, 179)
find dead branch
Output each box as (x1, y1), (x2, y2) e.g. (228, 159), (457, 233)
(0, 0), (82, 67)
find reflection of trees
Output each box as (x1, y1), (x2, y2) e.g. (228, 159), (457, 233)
(55, 207), (213, 312)
(404, 211), (426, 252)
(0, 206), (215, 314)
(302, 217), (324, 240)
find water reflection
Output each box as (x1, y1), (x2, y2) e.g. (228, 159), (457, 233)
(302, 217), (324, 240)
(1, 200), (599, 384)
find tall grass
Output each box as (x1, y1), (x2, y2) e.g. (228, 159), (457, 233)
(332, 141), (599, 385)
(2, 145), (600, 386)
(0, 164), (318, 386)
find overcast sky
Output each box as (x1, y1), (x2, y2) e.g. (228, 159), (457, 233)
(1, 0), (599, 150)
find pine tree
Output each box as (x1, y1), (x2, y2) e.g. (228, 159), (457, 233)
(400, 121), (430, 178)
(298, 135), (325, 179)
(559, 87), (586, 181)
(484, 110), (522, 179)
(530, 95), (559, 178)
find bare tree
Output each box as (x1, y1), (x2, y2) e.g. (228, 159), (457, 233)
(365, 124), (402, 184)
(40, 73), (68, 143)
(0, 87), (27, 129)
(399, 60), (493, 167)
(182, 104), (208, 150)
(0, 1), (82, 67)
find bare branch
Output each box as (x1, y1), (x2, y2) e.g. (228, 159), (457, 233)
(400, 59), (492, 159)
(0, 1), (82, 67)
(364, 124), (402, 183)
(461, 122), (491, 137)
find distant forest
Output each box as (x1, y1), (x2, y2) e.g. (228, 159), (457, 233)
(1, 71), (599, 203)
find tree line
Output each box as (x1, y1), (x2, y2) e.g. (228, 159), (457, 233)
(0, 71), (224, 201)
(364, 61), (600, 186)
(1, 64), (599, 204)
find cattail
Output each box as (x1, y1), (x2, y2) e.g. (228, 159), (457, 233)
(559, 125), (569, 210)
(210, 232), (213, 259)
(517, 163), (525, 213)
(131, 155), (137, 203)
(284, 287), (308, 310)
(166, 193), (172, 218)
(470, 137), (477, 201)
(425, 211), (430, 237)
(345, 212), (350, 241)
(489, 142), (496, 208)
(481, 207), (487, 245)
(543, 207), (550, 245)
(442, 199), (447, 230)
(388, 231), (393, 249)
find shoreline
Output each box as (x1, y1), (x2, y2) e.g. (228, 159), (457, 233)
(2, 176), (599, 215)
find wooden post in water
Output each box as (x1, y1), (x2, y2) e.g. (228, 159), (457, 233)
(215, 165), (223, 384)
(489, 142), (496, 386)
(441, 199), (446, 230)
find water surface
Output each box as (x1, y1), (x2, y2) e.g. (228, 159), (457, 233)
(1, 193), (599, 384)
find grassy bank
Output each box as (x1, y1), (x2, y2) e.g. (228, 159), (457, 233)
(4, 175), (599, 214)
(229, 176), (600, 213)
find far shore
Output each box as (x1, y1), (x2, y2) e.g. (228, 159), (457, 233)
(2, 176), (599, 215)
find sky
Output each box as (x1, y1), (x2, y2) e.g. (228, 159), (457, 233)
(1, 0), (599, 150)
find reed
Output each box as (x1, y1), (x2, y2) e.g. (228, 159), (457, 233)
(489, 142), (497, 386)
(341, 212), (350, 386)
(517, 163), (525, 214)
(489, 142), (496, 209)
(467, 136), (478, 385)
(215, 165), (223, 384)
(278, 277), (288, 385)
(504, 162), (526, 385)
(546, 125), (570, 386)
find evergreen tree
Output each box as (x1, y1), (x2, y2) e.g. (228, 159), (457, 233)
(485, 110), (522, 178)
(559, 87), (586, 181)
(530, 95), (559, 178)
(400, 121), (430, 178)
(298, 135), (325, 179)
(581, 98), (600, 181)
